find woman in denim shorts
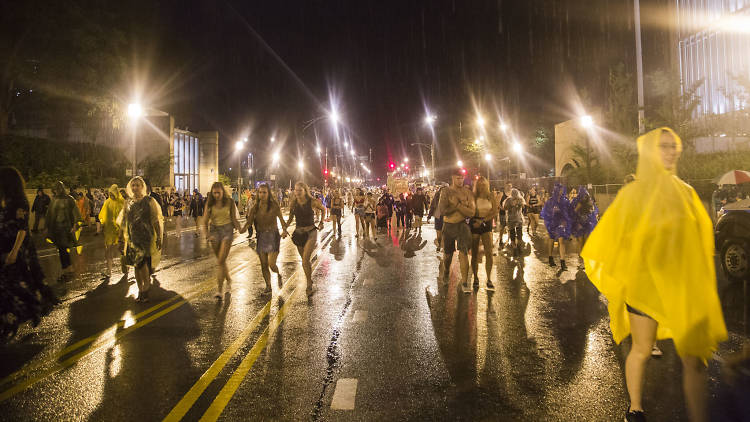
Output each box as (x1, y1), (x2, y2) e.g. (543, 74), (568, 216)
(243, 183), (288, 293)
(203, 182), (242, 300)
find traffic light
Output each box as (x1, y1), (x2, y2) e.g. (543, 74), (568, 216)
(323, 168), (329, 175)
(389, 162), (395, 170)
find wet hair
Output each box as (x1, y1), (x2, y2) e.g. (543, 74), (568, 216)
(290, 181), (314, 210)
(0, 167), (29, 214)
(206, 182), (231, 209)
(472, 176), (492, 199)
(252, 183), (278, 213)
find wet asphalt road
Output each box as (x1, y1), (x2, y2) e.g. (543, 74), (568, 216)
(0, 214), (748, 421)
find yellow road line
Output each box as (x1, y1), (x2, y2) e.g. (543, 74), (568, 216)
(0, 257), (259, 402)
(0, 281), (216, 403)
(164, 228), (333, 421)
(199, 284), (302, 422)
(0, 260), (251, 390)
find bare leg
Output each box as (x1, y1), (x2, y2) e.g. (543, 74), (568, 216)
(470, 234), (480, 281)
(458, 251), (470, 286)
(258, 252), (271, 291)
(681, 355), (708, 422)
(135, 263), (150, 296)
(547, 237), (554, 257)
(625, 312), (658, 412)
(558, 237), (567, 259)
(104, 244), (113, 276)
(481, 232), (493, 282)
(300, 237), (316, 295)
(355, 215), (361, 236)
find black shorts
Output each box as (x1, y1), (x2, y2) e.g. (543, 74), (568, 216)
(331, 208), (342, 217)
(365, 212), (375, 219)
(469, 218), (492, 235)
(434, 216), (444, 231)
(626, 304), (655, 320)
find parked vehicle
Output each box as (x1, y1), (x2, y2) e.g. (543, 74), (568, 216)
(715, 199), (750, 281)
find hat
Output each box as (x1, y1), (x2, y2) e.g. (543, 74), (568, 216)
(451, 167), (465, 176)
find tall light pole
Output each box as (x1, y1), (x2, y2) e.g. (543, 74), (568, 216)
(634, 0), (645, 134)
(127, 103), (143, 177)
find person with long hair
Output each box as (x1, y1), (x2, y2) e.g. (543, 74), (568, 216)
(526, 185), (542, 236)
(31, 188), (50, 233)
(0, 167), (57, 338)
(203, 182), (242, 300)
(242, 183), (287, 293)
(540, 183), (572, 270)
(582, 128), (727, 422)
(330, 189), (344, 237)
(352, 188), (366, 237)
(285, 181), (325, 296)
(99, 184), (126, 280)
(45, 181), (83, 282)
(118, 176), (163, 302)
(470, 176), (498, 290)
(364, 192), (377, 239)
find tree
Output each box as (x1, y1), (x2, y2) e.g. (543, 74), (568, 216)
(1, 1), (128, 138)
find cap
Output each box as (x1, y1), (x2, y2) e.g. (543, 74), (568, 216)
(451, 167), (465, 176)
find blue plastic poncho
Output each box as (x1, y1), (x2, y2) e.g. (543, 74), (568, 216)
(541, 183), (572, 240)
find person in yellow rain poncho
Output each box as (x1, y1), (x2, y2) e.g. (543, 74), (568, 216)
(117, 177), (163, 303)
(45, 181), (83, 282)
(581, 127), (727, 422)
(98, 184), (126, 281)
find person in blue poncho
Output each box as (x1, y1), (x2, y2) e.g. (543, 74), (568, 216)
(540, 183), (572, 270)
(571, 186), (599, 269)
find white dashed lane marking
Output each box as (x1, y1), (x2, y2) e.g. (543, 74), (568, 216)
(330, 378), (358, 410)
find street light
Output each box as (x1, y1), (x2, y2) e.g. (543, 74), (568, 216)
(499, 122), (508, 132)
(316, 146), (322, 155)
(580, 115), (594, 128)
(476, 116), (485, 127)
(404, 157), (409, 163)
(457, 160), (463, 167)
(127, 102), (144, 177)
(127, 103), (143, 119)
(512, 142), (523, 154)
(424, 115), (436, 125)
(270, 136), (276, 143)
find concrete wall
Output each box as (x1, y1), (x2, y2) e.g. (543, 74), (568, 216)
(199, 131), (219, 194)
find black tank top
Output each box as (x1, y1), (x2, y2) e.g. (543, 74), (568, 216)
(293, 199), (314, 227)
(528, 193), (539, 207)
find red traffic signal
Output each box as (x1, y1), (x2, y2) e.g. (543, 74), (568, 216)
(323, 168), (329, 175)
(389, 162), (395, 169)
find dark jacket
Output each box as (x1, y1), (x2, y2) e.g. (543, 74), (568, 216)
(32, 193), (51, 214)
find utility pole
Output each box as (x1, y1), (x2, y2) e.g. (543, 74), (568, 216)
(635, 0), (646, 134)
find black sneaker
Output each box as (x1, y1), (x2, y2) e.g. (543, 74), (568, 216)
(560, 259), (568, 271)
(624, 409), (646, 422)
(548, 256), (556, 267)
(473, 277), (479, 290)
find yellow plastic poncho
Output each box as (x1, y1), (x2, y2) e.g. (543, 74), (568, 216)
(98, 184), (124, 246)
(581, 127), (727, 360)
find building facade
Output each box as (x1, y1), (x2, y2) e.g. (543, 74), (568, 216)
(677, 0), (750, 116)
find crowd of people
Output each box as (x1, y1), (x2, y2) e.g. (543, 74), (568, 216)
(0, 127), (734, 421)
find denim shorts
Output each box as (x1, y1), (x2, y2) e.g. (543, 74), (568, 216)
(209, 223), (234, 243)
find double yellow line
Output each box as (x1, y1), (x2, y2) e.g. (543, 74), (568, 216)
(0, 259), (252, 402)
(164, 230), (332, 422)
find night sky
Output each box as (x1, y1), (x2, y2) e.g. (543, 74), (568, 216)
(130, 0), (672, 175)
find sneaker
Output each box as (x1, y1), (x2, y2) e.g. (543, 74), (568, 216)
(473, 277), (479, 290)
(548, 256), (556, 267)
(560, 259), (568, 271)
(486, 280), (495, 291)
(461, 282), (471, 293)
(624, 409), (646, 422)
(141, 291), (150, 303)
(651, 344), (663, 357)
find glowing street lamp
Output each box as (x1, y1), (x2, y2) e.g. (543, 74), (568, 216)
(476, 116), (485, 127)
(512, 142), (523, 154)
(127, 103), (143, 119)
(298, 161), (304, 170)
(235, 141), (243, 151)
(316, 146), (322, 155)
(499, 122), (508, 132)
(272, 152), (280, 164)
(457, 160), (463, 167)
(329, 109), (340, 125)
(485, 153), (492, 162)
(404, 157), (409, 163)
(270, 136), (276, 143)
(474, 138), (481, 145)
(580, 115), (594, 128)
(424, 115), (437, 125)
